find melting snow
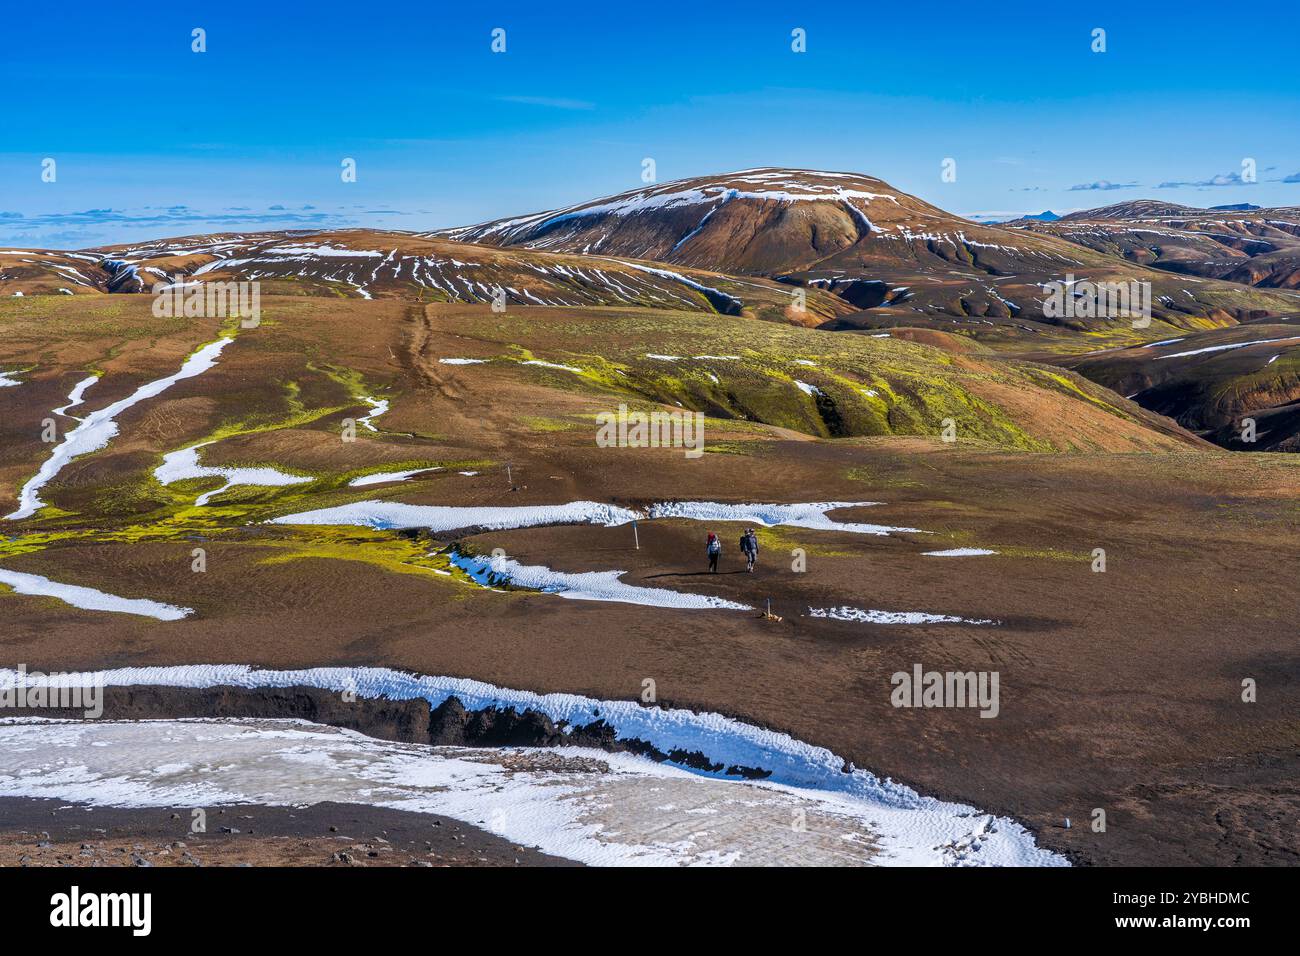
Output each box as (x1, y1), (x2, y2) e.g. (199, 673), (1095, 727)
(272, 498), (925, 538)
(809, 606), (997, 625)
(52, 375), (99, 418)
(0, 665), (1066, 867)
(348, 467), (442, 488)
(5, 338), (234, 521)
(0, 568), (192, 620)
(270, 500), (641, 534)
(154, 443), (312, 506)
(449, 550), (750, 610)
(521, 359), (582, 374)
(357, 397), (388, 432)
(646, 501), (924, 536)
(923, 548), (998, 557)
(1156, 336), (1300, 360)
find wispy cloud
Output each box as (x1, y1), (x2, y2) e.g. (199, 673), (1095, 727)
(1069, 180), (1138, 192)
(495, 94), (596, 111)
(1156, 171), (1253, 188)
(1282, 171), (1300, 183)
(964, 211), (1035, 222)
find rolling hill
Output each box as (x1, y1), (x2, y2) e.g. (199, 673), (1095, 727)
(438, 168), (1300, 339)
(0, 230), (853, 326)
(1065, 314), (1300, 451)
(1007, 201), (1300, 292)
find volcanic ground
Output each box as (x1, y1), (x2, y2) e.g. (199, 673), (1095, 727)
(0, 285), (1296, 866)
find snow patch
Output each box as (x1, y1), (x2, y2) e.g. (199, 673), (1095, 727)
(0, 568), (192, 620)
(52, 375), (99, 418)
(809, 606), (997, 625)
(348, 467), (442, 488)
(154, 443), (312, 506)
(648, 501), (923, 537)
(270, 500), (640, 534)
(5, 338), (234, 521)
(449, 549), (751, 611)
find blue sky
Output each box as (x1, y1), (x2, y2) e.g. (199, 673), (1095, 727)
(2, 0), (1298, 248)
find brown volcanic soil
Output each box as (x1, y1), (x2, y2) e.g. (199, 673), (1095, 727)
(1, 294), (1297, 867)
(3, 441), (1297, 866)
(0, 798), (574, 867)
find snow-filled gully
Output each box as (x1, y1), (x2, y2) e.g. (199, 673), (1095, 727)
(0, 568), (192, 621)
(0, 665), (1066, 867)
(4, 338), (234, 521)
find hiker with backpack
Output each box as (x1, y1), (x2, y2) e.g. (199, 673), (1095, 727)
(706, 531), (722, 573)
(740, 528), (759, 572)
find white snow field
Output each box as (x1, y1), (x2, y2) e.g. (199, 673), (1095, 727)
(646, 500), (925, 536)
(154, 443), (313, 506)
(4, 338), (235, 521)
(270, 499), (641, 534)
(0, 370), (22, 387)
(272, 499), (927, 539)
(0, 569), (192, 620)
(449, 550), (751, 611)
(922, 548), (999, 557)
(0, 665), (1068, 867)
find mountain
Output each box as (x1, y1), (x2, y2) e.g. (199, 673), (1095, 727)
(0, 230), (852, 326)
(1010, 202), (1300, 292)
(1055, 200), (1204, 221)
(439, 169), (1300, 339)
(1211, 203), (1261, 211)
(987, 210), (1059, 224)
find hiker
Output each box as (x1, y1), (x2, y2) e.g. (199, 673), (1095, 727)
(706, 531), (721, 573)
(741, 528), (759, 572)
